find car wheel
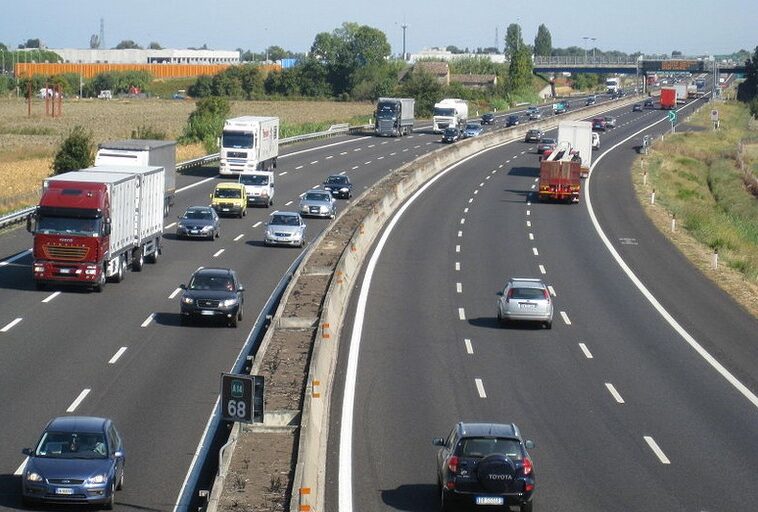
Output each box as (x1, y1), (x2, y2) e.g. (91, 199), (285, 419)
(520, 500), (534, 512)
(440, 486), (453, 512)
(117, 469), (124, 490)
(544, 320), (552, 330)
(104, 482), (115, 510)
(132, 251), (144, 272)
(147, 244), (160, 264)
(215, 229), (220, 239)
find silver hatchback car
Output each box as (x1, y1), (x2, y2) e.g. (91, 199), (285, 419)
(496, 278), (553, 328)
(299, 189), (336, 219)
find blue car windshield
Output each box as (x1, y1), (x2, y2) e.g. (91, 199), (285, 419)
(36, 432), (108, 459)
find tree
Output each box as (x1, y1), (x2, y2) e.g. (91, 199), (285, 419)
(504, 24), (524, 59)
(446, 45), (465, 54)
(52, 126), (94, 175)
(266, 45), (288, 61)
(534, 24), (552, 57)
(180, 97), (231, 153)
(399, 69), (443, 117)
(507, 46), (533, 92)
(148, 42), (163, 50)
(19, 38), (42, 49)
(115, 40), (142, 49)
(671, 50), (683, 57)
(737, 46), (758, 113)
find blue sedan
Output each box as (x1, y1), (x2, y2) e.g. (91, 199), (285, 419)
(22, 416), (125, 509)
(462, 122), (484, 138)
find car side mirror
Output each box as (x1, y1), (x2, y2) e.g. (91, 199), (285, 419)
(179, 284), (186, 290)
(432, 437), (445, 447)
(209, 193), (213, 199)
(103, 219), (112, 236)
(525, 440), (535, 449)
(114, 450), (124, 458)
(26, 214), (37, 234)
(22, 447), (33, 456)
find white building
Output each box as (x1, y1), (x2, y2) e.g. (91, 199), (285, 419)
(50, 48), (240, 65)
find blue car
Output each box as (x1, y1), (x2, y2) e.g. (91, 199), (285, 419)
(462, 122), (484, 138)
(22, 416), (125, 509)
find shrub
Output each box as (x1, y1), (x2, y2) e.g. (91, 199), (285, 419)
(52, 126), (94, 175)
(131, 125), (167, 140)
(180, 97), (230, 153)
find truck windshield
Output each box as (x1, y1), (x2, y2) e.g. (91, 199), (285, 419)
(377, 110), (396, 119)
(222, 131), (254, 149)
(434, 108), (455, 117)
(37, 215), (101, 236)
(239, 174), (268, 186)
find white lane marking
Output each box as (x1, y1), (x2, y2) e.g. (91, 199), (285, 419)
(456, 283), (462, 293)
(1, 318), (22, 333)
(526, 221), (531, 227)
(605, 383), (625, 403)
(468, 198), (473, 203)
(390, 152), (397, 156)
(414, 145), (421, 149)
(531, 184), (536, 189)
(644, 436), (671, 464)
(340, 151), (348, 155)
(252, 221), (262, 228)
(42, 291), (61, 303)
(474, 190), (478, 195)
(176, 176), (215, 194)
(533, 178), (538, 183)
(512, 155), (518, 159)
(310, 160), (319, 165)
(352, 165), (360, 170)
(313, 185), (320, 189)
(464, 339), (473, 354)
(285, 200), (293, 206)
(368, 144), (375, 148)
(339, 138), (521, 512)
(364, 161), (372, 165)
(539, 265), (546, 274)
(455, 245), (460, 253)
(548, 285), (556, 297)
(141, 313), (155, 328)
(279, 171), (288, 176)
(485, 175), (491, 180)
(403, 148), (409, 152)
(579, 343), (593, 358)
(521, 150), (526, 154)
(455, 262), (461, 271)
(381, 141), (388, 145)
(506, 160), (511, 164)
(165, 222), (177, 229)
(529, 233), (534, 240)
(491, 170), (496, 174)
(475, 378), (487, 398)
(532, 247), (539, 256)
(560, 311), (571, 325)
(458, 231), (463, 238)
(66, 388), (91, 413)
(169, 287), (182, 299)
(109, 347), (128, 364)
(14, 458), (28, 476)
(377, 156), (385, 160)
(463, 207), (469, 213)
(233, 233), (245, 242)
(353, 148), (361, 152)
(326, 155), (334, 160)
(0, 248), (31, 267)
(213, 249), (225, 258)
(499, 164), (504, 168)
(585, 96), (758, 410)
(339, 171), (346, 175)
(479, 182), (484, 187)
(526, 210), (531, 216)
(527, 201), (532, 205)
(460, 218), (465, 225)
(296, 165), (304, 170)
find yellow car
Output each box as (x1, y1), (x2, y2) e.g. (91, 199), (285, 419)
(210, 182), (247, 218)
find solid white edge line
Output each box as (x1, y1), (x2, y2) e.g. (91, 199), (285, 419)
(643, 436), (671, 464)
(560, 311), (571, 325)
(41, 291), (61, 303)
(1, 317), (22, 332)
(585, 95), (758, 410)
(108, 347), (128, 364)
(339, 136), (524, 512)
(578, 342), (593, 358)
(464, 338), (473, 354)
(169, 287), (182, 299)
(140, 313), (155, 328)
(475, 378), (487, 398)
(0, 248), (31, 267)
(66, 388), (91, 413)
(605, 382), (625, 403)
(14, 458), (28, 476)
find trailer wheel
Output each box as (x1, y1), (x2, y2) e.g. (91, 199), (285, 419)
(147, 242), (159, 264)
(132, 250), (144, 272)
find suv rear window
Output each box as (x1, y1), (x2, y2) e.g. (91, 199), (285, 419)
(457, 437), (523, 459)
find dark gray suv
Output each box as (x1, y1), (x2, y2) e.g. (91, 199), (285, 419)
(433, 422), (535, 512)
(179, 267), (244, 327)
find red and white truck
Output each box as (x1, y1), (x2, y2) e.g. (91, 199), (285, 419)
(557, 121), (593, 178)
(538, 142), (582, 203)
(660, 87), (677, 110)
(27, 165), (165, 291)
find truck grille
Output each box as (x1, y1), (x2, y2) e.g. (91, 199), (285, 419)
(228, 151), (247, 158)
(43, 244), (88, 261)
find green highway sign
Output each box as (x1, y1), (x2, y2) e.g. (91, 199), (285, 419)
(221, 373), (264, 423)
(667, 111), (677, 122)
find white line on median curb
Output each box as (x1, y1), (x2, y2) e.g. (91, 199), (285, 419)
(579, 343), (593, 358)
(1, 318), (22, 333)
(605, 383), (625, 403)
(66, 389), (91, 413)
(109, 347), (128, 364)
(42, 291), (61, 303)
(141, 313), (155, 328)
(643, 436), (671, 464)
(475, 378), (487, 398)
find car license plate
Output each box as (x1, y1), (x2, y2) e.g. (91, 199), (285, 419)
(59, 268), (72, 274)
(222, 208), (230, 212)
(519, 303), (537, 309)
(55, 487), (74, 495)
(191, 230), (199, 234)
(475, 496), (504, 506)
(201, 310), (215, 316)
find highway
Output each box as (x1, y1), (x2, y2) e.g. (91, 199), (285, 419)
(326, 94), (758, 511)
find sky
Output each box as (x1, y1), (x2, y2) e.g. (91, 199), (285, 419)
(1, 0), (754, 56)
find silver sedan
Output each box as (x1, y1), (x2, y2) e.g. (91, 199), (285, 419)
(496, 278), (554, 328)
(299, 190), (336, 219)
(264, 211), (306, 247)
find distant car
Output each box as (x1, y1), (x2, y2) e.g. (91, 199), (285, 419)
(463, 122), (484, 138)
(442, 127), (461, 143)
(617, 89), (626, 97)
(644, 98), (654, 108)
(176, 206), (220, 240)
(603, 116), (617, 129)
(552, 102), (569, 114)
(592, 132), (600, 150)
(264, 211), (306, 247)
(506, 114), (520, 127)
(97, 90), (112, 100)
(592, 117), (607, 131)
(322, 174), (353, 199)
(632, 103), (643, 112)
(496, 277), (554, 328)
(299, 189), (336, 218)
(434, 422), (536, 512)
(585, 96), (596, 106)
(172, 90), (187, 100)
(22, 416), (125, 509)
(524, 129), (543, 143)
(180, 267), (244, 327)
(536, 137), (556, 154)
(481, 112), (495, 125)
(526, 106), (541, 120)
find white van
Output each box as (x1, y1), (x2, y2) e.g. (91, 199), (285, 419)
(239, 171), (275, 207)
(591, 132), (600, 151)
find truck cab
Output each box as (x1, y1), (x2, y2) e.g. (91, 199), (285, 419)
(211, 183), (248, 217)
(239, 171), (275, 207)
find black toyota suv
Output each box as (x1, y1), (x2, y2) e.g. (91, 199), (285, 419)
(433, 422), (535, 512)
(179, 267), (244, 327)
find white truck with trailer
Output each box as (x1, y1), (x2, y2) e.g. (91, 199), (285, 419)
(375, 97), (415, 137)
(95, 139), (177, 216)
(219, 116), (279, 176)
(557, 121), (593, 178)
(433, 99), (468, 132)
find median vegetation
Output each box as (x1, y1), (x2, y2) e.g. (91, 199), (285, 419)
(632, 100), (758, 315)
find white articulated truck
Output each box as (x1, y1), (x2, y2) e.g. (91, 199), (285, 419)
(219, 116), (279, 176)
(557, 121), (593, 178)
(95, 139), (176, 216)
(433, 98), (468, 132)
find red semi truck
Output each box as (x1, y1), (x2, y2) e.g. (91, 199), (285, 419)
(538, 142), (582, 203)
(27, 165), (164, 291)
(660, 87), (677, 110)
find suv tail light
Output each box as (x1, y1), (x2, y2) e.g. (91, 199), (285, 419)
(522, 457), (533, 476)
(448, 456), (459, 474)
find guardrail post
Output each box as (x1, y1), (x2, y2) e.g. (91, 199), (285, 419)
(651, 188), (656, 205)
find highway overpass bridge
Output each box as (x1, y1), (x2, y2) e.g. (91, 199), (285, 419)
(532, 56), (746, 75)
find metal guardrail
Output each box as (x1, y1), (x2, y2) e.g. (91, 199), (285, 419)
(533, 55), (641, 65)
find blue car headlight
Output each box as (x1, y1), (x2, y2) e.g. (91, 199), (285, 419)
(181, 296), (194, 305)
(86, 473), (108, 485)
(221, 298), (238, 307)
(26, 471), (43, 482)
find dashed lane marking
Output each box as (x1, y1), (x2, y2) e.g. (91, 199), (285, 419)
(285, 200), (293, 206)
(141, 313), (155, 328)
(548, 285), (556, 297)
(526, 221), (532, 227)
(532, 247), (539, 256)
(475, 378), (487, 398)
(529, 233), (534, 240)
(464, 339), (473, 354)
(66, 388), (91, 413)
(213, 249), (225, 258)
(279, 171), (288, 176)
(41, 291), (61, 303)
(539, 265), (546, 274)
(605, 383), (625, 403)
(1, 318), (22, 333)
(296, 165), (304, 170)
(456, 245), (460, 252)
(560, 311), (571, 325)
(165, 222), (177, 229)
(579, 343), (593, 358)
(455, 262), (461, 271)
(169, 287), (182, 299)
(458, 231), (463, 238)
(234, 234), (244, 242)
(458, 308), (466, 320)
(644, 436), (671, 464)
(252, 221), (262, 228)
(456, 283), (462, 293)
(109, 347), (128, 365)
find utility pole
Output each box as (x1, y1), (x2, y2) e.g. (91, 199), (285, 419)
(401, 23), (408, 61)
(591, 37), (597, 61)
(494, 26), (499, 53)
(582, 36), (589, 62)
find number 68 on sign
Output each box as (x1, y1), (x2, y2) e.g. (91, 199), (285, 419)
(221, 373), (264, 423)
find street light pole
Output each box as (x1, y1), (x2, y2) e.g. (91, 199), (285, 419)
(591, 38), (597, 61)
(401, 23), (408, 61)
(582, 36), (589, 62)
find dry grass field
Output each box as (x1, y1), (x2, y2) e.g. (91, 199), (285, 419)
(0, 97), (374, 213)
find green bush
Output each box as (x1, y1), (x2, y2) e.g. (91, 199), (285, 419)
(179, 97), (230, 153)
(52, 126), (94, 175)
(131, 125), (167, 140)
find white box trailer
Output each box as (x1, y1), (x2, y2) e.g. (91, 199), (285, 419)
(220, 116), (279, 176)
(673, 83), (688, 104)
(95, 139), (177, 216)
(557, 121), (593, 178)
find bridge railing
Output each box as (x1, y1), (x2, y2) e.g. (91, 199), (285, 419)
(533, 55), (640, 66)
